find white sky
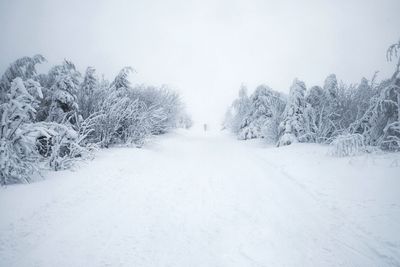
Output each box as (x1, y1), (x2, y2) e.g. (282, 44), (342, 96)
(0, 0), (399, 126)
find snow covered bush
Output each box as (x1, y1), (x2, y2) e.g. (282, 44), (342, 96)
(0, 55), (188, 184)
(42, 122), (95, 171)
(330, 133), (365, 157)
(80, 66), (188, 148)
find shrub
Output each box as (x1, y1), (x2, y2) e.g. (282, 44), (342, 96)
(330, 133), (365, 157)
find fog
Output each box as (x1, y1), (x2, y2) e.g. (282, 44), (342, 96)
(1, 0), (399, 126)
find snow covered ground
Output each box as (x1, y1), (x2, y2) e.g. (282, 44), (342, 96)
(1, 129), (399, 267)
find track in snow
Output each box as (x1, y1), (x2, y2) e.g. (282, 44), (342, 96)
(1, 129), (399, 266)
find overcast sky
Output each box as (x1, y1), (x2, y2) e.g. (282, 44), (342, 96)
(1, 0), (399, 126)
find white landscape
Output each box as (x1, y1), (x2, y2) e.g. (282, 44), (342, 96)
(1, 128), (399, 266)
(1, 0), (400, 266)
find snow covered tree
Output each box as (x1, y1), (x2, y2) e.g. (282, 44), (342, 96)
(222, 107), (234, 130)
(304, 74), (343, 143)
(0, 55), (45, 103)
(95, 91), (130, 147)
(125, 103), (167, 146)
(225, 85), (251, 134)
(177, 112), (193, 129)
(350, 39), (400, 151)
(155, 87), (184, 132)
(223, 39), (400, 152)
(239, 85), (271, 140)
(92, 66), (184, 147)
(277, 78), (307, 146)
(335, 82), (355, 130)
(110, 66), (133, 91)
(324, 74), (339, 99)
(323, 74), (342, 137)
(0, 78), (43, 184)
(0, 54), (188, 183)
(94, 67), (144, 147)
(353, 76), (377, 120)
(239, 85), (285, 142)
(305, 85), (329, 142)
(350, 78), (400, 150)
(306, 85), (325, 109)
(131, 85), (184, 134)
(46, 61), (81, 125)
(78, 67), (98, 119)
(40, 121), (95, 171)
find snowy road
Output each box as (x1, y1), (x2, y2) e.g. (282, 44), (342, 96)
(1, 129), (400, 266)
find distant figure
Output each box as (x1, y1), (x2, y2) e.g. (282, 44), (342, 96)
(203, 123), (208, 131)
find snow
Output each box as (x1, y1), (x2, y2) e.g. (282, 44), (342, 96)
(1, 129), (399, 266)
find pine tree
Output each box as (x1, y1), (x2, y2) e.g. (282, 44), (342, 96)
(277, 78), (307, 146)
